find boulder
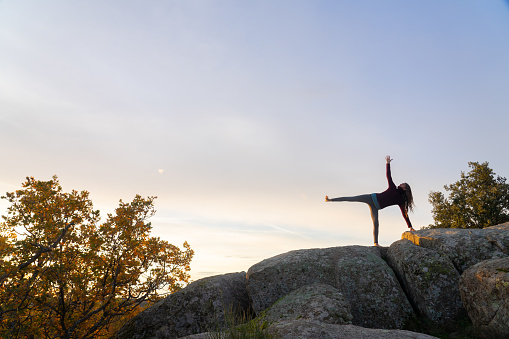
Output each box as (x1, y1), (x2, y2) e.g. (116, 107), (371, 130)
(334, 246), (414, 329)
(246, 246), (338, 314)
(267, 320), (439, 339)
(182, 320), (441, 339)
(260, 283), (353, 325)
(459, 257), (509, 339)
(247, 245), (414, 329)
(387, 239), (464, 327)
(402, 224), (509, 273)
(113, 272), (250, 339)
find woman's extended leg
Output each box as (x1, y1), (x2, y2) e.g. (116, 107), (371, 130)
(327, 194), (372, 204)
(327, 194), (380, 245)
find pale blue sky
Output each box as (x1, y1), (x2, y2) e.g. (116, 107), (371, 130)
(1, 1), (509, 280)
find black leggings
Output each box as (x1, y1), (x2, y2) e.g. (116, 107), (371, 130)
(329, 194), (380, 244)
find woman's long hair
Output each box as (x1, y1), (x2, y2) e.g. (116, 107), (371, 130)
(402, 183), (415, 213)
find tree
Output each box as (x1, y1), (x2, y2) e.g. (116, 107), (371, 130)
(0, 176), (194, 338)
(428, 162), (509, 229)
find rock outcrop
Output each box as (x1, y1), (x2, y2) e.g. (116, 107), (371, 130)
(247, 245), (414, 329)
(267, 321), (439, 339)
(459, 257), (509, 339)
(114, 223), (509, 339)
(259, 283), (353, 325)
(113, 272), (250, 339)
(387, 239), (464, 327)
(402, 224), (509, 273)
(182, 322), (439, 339)
(245, 246), (338, 314)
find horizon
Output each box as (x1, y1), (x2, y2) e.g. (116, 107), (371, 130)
(1, 1), (509, 281)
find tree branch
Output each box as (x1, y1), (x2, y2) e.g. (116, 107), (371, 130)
(0, 222), (74, 284)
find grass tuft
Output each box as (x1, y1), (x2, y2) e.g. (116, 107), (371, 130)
(207, 306), (278, 339)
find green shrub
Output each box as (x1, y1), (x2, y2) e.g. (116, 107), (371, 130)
(208, 306), (277, 339)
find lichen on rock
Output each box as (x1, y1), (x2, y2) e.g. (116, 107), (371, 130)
(387, 239), (464, 328)
(259, 283), (353, 325)
(246, 245), (414, 329)
(459, 257), (509, 339)
(402, 224), (509, 273)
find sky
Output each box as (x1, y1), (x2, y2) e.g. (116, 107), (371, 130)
(1, 0), (509, 281)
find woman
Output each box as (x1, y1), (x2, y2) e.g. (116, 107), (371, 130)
(325, 155), (415, 246)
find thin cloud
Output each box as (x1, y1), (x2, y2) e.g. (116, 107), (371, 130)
(262, 223), (311, 239)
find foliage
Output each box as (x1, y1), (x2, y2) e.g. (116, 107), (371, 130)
(208, 307), (276, 339)
(428, 162), (509, 229)
(0, 176), (194, 339)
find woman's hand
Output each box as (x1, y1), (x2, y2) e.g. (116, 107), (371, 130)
(325, 195), (329, 202)
(385, 155), (393, 164)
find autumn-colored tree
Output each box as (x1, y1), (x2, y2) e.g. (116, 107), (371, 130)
(428, 162), (509, 229)
(0, 176), (194, 338)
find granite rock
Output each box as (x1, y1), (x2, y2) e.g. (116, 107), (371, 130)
(247, 245), (414, 329)
(402, 224), (509, 273)
(113, 272), (250, 339)
(459, 257), (509, 339)
(387, 239), (464, 327)
(260, 283), (353, 325)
